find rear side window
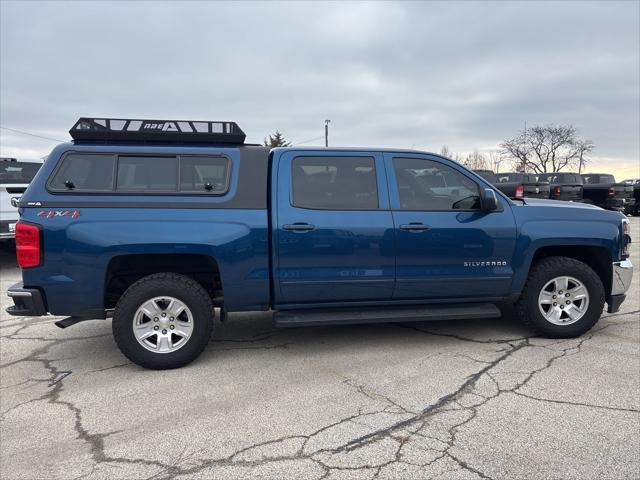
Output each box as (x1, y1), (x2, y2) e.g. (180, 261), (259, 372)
(49, 153), (115, 191)
(117, 156), (178, 191)
(292, 156), (378, 209)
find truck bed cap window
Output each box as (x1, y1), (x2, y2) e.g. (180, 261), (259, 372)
(117, 156), (178, 191)
(48, 153), (115, 191)
(49, 153), (231, 194)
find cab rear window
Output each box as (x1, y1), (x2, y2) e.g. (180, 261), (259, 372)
(0, 160), (42, 184)
(48, 153), (230, 194)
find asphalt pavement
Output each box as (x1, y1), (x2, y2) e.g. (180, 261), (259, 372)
(1, 219), (638, 480)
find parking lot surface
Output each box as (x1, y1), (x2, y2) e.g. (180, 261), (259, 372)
(1, 219), (638, 480)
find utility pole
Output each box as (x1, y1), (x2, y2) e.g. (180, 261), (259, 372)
(522, 120), (528, 173)
(324, 119), (331, 147)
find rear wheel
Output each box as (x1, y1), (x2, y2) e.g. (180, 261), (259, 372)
(113, 273), (214, 369)
(515, 256), (605, 338)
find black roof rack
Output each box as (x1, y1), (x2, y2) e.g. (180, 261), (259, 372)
(69, 118), (246, 144)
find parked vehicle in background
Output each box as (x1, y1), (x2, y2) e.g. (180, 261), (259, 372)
(621, 178), (640, 215)
(538, 172), (584, 201)
(474, 170), (551, 200)
(0, 158), (43, 241)
(494, 172), (551, 199)
(581, 173), (635, 213)
(6, 118), (633, 369)
(473, 169), (498, 183)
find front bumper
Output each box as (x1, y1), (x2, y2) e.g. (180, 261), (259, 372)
(607, 259), (633, 313)
(5, 282), (47, 316)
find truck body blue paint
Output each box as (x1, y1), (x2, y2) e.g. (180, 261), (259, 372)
(11, 142), (630, 317)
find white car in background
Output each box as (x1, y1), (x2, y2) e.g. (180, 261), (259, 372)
(1, 158), (43, 241)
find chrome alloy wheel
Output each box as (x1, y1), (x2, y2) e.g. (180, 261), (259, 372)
(538, 276), (590, 326)
(132, 296), (194, 353)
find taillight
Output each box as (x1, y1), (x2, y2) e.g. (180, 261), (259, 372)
(15, 222), (41, 268)
(514, 185), (524, 198)
(608, 187), (615, 197)
(552, 186), (562, 198)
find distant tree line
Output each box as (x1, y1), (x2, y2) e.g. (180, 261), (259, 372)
(441, 124), (594, 174)
(265, 124), (594, 174)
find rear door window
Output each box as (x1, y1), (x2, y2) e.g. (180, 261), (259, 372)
(49, 153), (115, 191)
(292, 156), (378, 209)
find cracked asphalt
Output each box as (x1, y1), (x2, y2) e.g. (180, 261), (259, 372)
(1, 219), (639, 480)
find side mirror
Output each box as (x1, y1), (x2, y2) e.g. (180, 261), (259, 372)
(482, 188), (498, 211)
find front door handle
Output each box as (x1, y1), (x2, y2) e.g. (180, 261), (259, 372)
(283, 222), (316, 232)
(399, 222), (431, 232)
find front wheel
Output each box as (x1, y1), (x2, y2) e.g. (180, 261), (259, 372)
(113, 273), (214, 369)
(515, 256), (605, 338)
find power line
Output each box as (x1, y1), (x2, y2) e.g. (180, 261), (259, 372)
(0, 126), (67, 143)
(293, 135), (324, 146)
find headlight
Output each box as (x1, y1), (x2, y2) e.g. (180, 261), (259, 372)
(622, 219), (631, 258)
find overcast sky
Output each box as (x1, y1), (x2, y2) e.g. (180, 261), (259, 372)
(1, 1), (639, 177)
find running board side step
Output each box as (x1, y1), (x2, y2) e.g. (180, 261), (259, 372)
(55, 316), (95, 329)
(274, 303), (501, 328)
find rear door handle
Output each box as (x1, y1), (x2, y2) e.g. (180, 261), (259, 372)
(399, 222), (431, 232)
(283, 223), (316, 232)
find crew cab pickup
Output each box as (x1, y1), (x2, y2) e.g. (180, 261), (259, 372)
(622, 179), (640, 216)
(581, 173), (636, 213)
(474, 170), (549, 200)
(538, 172), (584, 201)
(495, 172), (551, 199)
(6, 118), (633, 369)
(0, 158), (42, 240)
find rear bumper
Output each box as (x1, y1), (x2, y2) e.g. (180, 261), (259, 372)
(524, 192), (550, 199)
(607, 259), (633, 313)
(5, 282), (47, 316)
(0, 219), (17, 239)
(605, 198), (635, 211)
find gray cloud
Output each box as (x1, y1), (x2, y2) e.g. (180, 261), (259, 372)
(1, 1), (638, 174)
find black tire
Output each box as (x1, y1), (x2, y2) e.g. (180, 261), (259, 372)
(515, 256), (605, 338)
(112, 273), (214, 369)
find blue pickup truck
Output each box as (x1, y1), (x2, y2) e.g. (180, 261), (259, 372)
(7, 118), (633, 369)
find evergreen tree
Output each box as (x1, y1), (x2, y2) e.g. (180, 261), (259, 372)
(263, 131), (291, 147)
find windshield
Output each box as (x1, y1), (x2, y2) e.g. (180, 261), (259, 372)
(497, 173), (521, 183)
(495, 173), (539, 183)
(540, 173), (583, 184)
(582, 174), (615, 184)
(0, 161), (42, 184)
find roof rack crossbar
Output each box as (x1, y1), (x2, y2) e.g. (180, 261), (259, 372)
(69, 118), (246, 144)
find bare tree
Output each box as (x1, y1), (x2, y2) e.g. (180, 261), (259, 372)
(576, 139), (594, 173)
(487, 150), (508, 173)
(499, 125), (594, 173)
(440, 145), (452, 158)
(460, 149), (488, 170)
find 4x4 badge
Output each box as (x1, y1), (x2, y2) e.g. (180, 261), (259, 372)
(37, 210), (81, 219)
